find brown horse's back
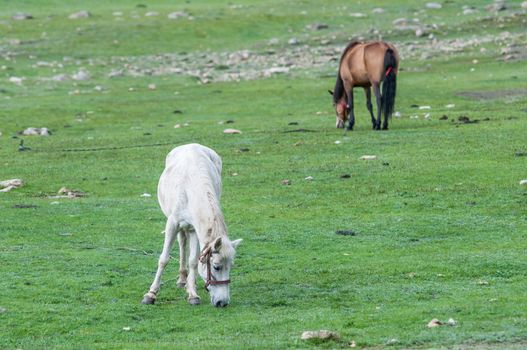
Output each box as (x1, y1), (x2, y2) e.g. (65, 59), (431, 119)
(340, 41), (399, 87)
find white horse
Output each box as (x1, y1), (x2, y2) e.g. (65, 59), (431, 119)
(141, 143), (242, 307)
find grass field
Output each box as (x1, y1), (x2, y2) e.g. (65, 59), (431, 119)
(1, 1), (526, 349)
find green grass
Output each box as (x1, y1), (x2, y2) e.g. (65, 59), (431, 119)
(1, 1), (527, 349)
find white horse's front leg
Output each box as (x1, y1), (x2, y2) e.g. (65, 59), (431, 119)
(176, 231), (188, 288)
(186, 232), (201, 305)
(141, 218), (178, 304)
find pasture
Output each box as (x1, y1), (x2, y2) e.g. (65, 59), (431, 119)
(1, 0), (526, 349)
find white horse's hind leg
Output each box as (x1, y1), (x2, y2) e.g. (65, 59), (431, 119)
(176, 231), (188, 288)
(186, 232), (201, 305)
(141, 217), (178, 304)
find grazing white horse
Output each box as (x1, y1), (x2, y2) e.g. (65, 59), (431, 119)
(141, 143), (242, 307)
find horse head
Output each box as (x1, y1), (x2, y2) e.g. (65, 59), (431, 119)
(328, 90), (348, 128)
(199, 236), (242, 307)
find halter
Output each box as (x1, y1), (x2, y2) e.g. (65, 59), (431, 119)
(199, 246), (230, 290)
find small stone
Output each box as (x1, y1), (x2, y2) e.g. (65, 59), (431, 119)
(394, 111), (402, 117)
(21, 127), (51, 136)
(463, 8), (478, 15)
(372, 8), (385, 14)
(0, 179), (24, 193)
(349, 12), (367, 18)
(122, 327), (131, 331)
(141, 193), (152, 197)
(334, 140), (341, 144)
(419, 106), (431, 110)
(306, 23), (328, 30)
(223, 128), (241, 134)
(72, 69), (90, 81)
(446, 104), (455, 108)
(301, 330), (339, 341)
(145, 11), (159, 17)
(426, 2), (442, 9)
(9, 77), (24, 85)
(485, 2), (506, 12)
(520, 179), (527, 186)
(359, 155), (377, 160)
(281, 179), (291, 186)
(447, 318), (457, 326)
(58, 187), (85, 198)
(288, 38), (299, 45)
(304, 176), (314, 181)
(167, 12), (188, 20)
(68, 11), (91, 19)
(52, 74), (69, 82)
(0, 307), (7, 313)
(148, 83), (156, 90)
(12, 12), (33, 20)
(427, 318), (443, 328)
(415, 28), (426, 37)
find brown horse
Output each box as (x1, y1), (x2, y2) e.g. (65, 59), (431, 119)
(329, 41), (399, 130)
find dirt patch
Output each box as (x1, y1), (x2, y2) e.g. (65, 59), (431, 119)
(457, 89), (527, 101)
(335, 230), (358, 236)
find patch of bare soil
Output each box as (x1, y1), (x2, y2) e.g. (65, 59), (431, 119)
(457, 89), (527, 101)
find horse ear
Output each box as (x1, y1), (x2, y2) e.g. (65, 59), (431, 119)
(212, 236), (222, 251)
(231, 239), (242, 249)
(328, 90), (334, 96)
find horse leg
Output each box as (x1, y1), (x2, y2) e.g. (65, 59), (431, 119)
(365, 87), (376, 129)
(373, 83), (382, 130)
(185, 232), (201, 305)
(346, 88), (355, 131)
(176, 231), (188, 288)
(141, 217), (178, 304)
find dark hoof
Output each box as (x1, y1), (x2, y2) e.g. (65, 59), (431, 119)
(188, 297), (201, 305)
(382, 125), (389, 130)
(176, 282), (186, 288)
(141, 295), (156, 305)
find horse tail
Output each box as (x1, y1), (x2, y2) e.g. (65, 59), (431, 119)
(381, 48), (397, 119)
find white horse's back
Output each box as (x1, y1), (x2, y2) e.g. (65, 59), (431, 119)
(157, 143), (222, 219)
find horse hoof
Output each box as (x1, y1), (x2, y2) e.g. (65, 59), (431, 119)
(141, 295), (156, 305)
(177, 282), (186, 288)
(188, 297), (201, 305)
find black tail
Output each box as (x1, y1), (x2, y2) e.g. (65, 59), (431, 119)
(381, 48), (397, 119)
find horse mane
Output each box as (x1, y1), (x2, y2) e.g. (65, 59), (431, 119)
(333, 41), (362, 104)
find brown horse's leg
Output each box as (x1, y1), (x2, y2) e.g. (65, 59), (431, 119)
(346, 88), (355, 131)
(364, 87), (376, 129)
(372, 83), (382, 130)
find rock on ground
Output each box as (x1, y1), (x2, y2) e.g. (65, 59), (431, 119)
(20, 127), (51, 136)
(12, 13), (33, 20)
(301, 330), (340, 341)
(0, 179), (24, 192)
(69, 11), (91, 19)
